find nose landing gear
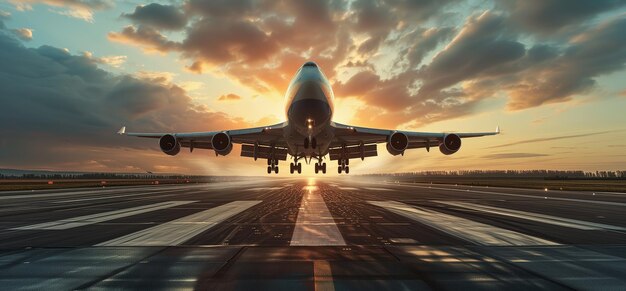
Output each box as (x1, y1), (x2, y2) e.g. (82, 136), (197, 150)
(303, 137), (317, 149)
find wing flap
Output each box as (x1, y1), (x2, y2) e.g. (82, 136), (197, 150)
(240, 144), (289, 161)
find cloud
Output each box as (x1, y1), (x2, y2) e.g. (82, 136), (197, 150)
(218, 93), (242, 101)
(11, 28), (32, 41)
(0, 26), (251, 172)
(100, 1), (626, 130)
(83, 51), (126, 68)
(488, 130), (617, 149)
(499, 0), (626, 34)
(9, 0), (114, 22)
(108, 25), (180, 53)
(482, 153), (549, 159)
(122, 3), (187, 30)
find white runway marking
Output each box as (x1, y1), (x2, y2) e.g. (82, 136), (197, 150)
(291, 186), (346, 246)
(437, 201), (626, 231)
(368, 201), (559, 246)
(12, 201), (196, 230)
(363, 187), (392, 191)
(337, 187), (359, 191)
(393, 183), (626, 207)
(96, 200), (261, 246)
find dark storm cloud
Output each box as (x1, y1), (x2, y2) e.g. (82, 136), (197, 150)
(122, 3), (187, 30)
(499, 0), (626, 34)
(0, 28), (248, 170)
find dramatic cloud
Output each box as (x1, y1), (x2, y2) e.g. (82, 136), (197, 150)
(499, 0), (626, 34)
(218, 93), (242, 101)
(108, 25), (180, 53)
(11, 28), (32, 41)
(0, 27), (249, 171)
(482, 153), (549, 159)
(488, 130), (618, 149)
(8, 0), (114, 22)
(122, 3), (187, 30)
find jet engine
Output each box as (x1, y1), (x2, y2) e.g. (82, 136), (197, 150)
(211, 132), (233, 156)
(439, 133), (461, 155)
(386, 131), (409, 156)
(159, 134), (180, 156)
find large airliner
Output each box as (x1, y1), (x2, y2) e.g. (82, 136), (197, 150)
(118, 61), (499, 174)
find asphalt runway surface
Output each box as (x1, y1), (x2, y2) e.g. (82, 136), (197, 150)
(1, 178), (626, 290)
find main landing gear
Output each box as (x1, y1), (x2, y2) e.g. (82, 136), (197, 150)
(267, 158), (279, 174)
(338, 159), (349, 174)
(290, 162), (302, 174)
(314, 162), (327, 174)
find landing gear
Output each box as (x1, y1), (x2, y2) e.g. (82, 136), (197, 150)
(314, 162), (326, 174)
(338, 159), (350, 174)
(290, 162), (302, 174)
(267, 159), (279, 174)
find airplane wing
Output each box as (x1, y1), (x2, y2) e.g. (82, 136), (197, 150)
(117, 122), (290, 160)
(328, 122), (499, 161)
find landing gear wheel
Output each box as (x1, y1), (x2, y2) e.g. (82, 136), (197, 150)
(345, 166), (349, 174)
(322, 162), (326, 174)
(297, 163), (302, 174)
(345, 159), (349, 165)
(338, 166), (342, 174)
(267, 166), (272, 174)
(267, 159), (272, 165)
(314, 164), (319, 174)
(274, 166), (279, 174)
(290, 163), (295, 174)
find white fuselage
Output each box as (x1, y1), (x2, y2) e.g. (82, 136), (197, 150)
(283, 62), (335, 159)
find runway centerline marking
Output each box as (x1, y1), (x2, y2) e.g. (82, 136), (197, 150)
(290, 185), (346, 246)
(391, 183), (626, 207)
(96, 200), (261, 246)
(368, 201), (559, 246)
(314, 260), (335, 291)
(11, 201), (197, 230)
(436, 201), (626, 231)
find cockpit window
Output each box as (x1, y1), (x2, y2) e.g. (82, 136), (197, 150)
(303, 62), (317, 68)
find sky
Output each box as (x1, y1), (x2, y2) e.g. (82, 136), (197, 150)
(0, 0), (625, 176)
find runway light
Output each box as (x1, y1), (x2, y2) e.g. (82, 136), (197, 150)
(544, 188), (548, 191)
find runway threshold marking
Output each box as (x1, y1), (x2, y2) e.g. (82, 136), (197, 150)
(393, 183), (626, 207)
(96, 200), (261, 246)
(290, 185), (346, 246)
(11, 201), (197, 230)
(436, 201), (626, 231)
(368, 201), (559, 246)
(314, 260), (335, 291)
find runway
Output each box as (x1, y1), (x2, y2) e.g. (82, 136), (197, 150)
(1, 178), (625, 290)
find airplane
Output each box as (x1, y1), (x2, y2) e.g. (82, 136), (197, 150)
(118, 61), (499, 174)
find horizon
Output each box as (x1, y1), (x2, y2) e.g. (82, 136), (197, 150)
(0, 1), (625, 175)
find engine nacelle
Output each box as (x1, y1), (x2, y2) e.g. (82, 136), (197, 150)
(386, 131), (409, 156)
(439, 133), (461, 155)
(159, 134), (180, 156)
(211, 132), (233, 156)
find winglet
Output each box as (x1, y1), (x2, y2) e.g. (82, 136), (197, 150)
(496, 126), (500, 134)
(117, 126), (126, 135)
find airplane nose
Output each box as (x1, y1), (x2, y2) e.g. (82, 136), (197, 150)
(288, 99), (331, 128)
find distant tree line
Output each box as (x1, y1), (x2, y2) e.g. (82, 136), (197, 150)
(365, 170), (626, 179)
(0, 173), (208, 180)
